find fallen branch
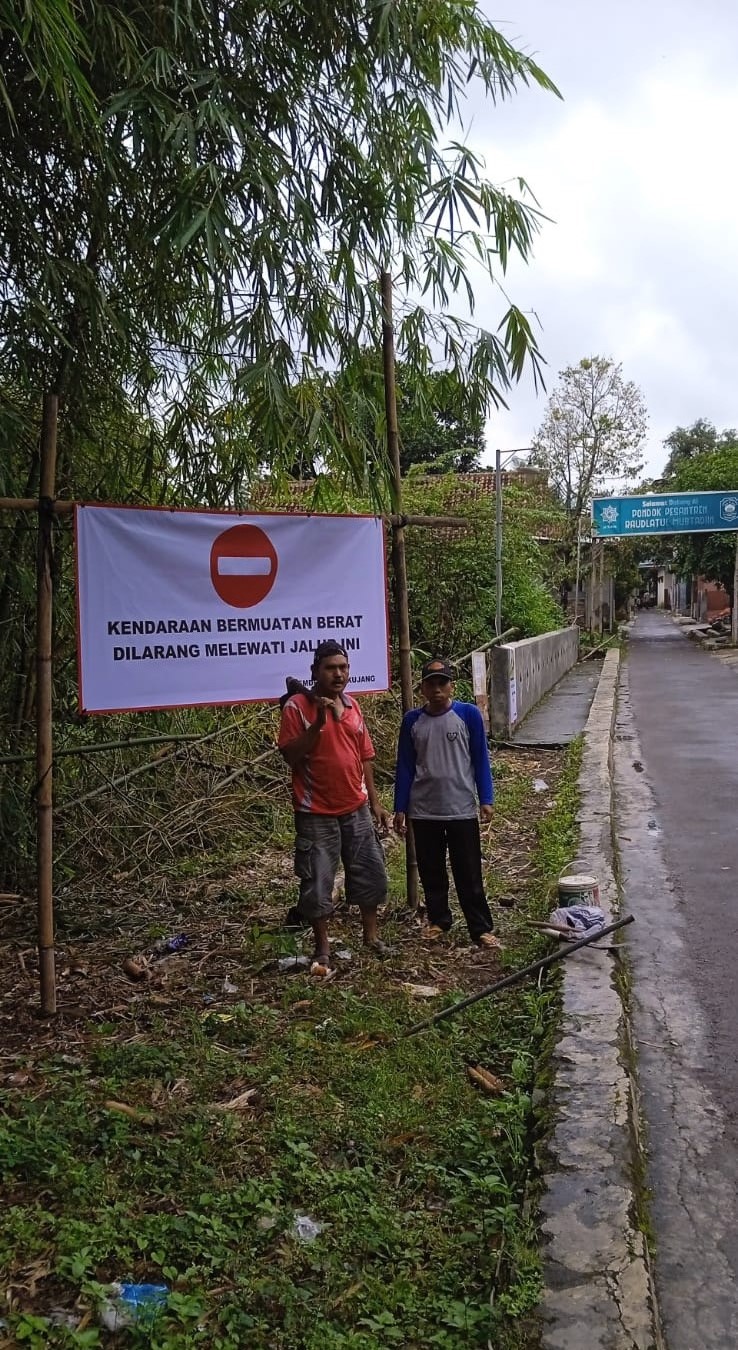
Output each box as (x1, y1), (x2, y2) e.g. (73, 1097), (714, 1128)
(0, 731), (217, 767)
(581, 641), (611, 662)
(102, 1099), (156, 1126)
(57, 717), (265, 813)
(452, 628), (519, 669)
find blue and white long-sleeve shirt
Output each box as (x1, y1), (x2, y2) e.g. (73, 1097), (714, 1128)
(394, 701), (494, 820)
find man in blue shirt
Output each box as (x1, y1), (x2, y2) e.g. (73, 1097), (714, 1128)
(393, 658), (502, 950)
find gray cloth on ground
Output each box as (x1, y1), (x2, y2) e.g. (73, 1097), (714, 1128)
(548, 904), (606, 936)
(294, 804), (387, 920)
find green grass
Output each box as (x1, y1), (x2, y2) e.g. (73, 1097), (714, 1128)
(2, 993), (550, 1348)
(0, 746), (583, 1349)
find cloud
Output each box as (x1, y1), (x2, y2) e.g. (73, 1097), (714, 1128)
(462, 13), (738, 476)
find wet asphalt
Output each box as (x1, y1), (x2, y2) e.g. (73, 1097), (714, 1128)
(615, 611), (738, 1347)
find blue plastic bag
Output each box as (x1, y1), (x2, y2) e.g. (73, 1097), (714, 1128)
(98, 1282), (169, 1331)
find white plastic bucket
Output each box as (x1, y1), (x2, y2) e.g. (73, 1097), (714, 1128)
(558, 873), (600, 907)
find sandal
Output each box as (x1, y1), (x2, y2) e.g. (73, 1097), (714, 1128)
(477, 932), (504, 951)
(421, 925), (447, 942)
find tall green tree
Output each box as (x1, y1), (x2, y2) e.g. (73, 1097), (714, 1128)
(0, 0), (558, 508)
(665, 439), (738, 599)
(280, 358), (485, 480)
(397, 367), (484, 475)
(661, 418), (738, 478)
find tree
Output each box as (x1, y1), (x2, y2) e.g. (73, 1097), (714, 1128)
(280, 358), (484, 480)
(0, 0), (558, 510)
(397, 368), (484, 475)
(400, 476), (562, 651)
(664, 439), (738, 599)
(661, 419), (738, 478)
(531, 358), (647, 525)
(0, 3), (561, 880)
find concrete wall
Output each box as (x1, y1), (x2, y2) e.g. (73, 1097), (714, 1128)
(490, 627), (579, 738)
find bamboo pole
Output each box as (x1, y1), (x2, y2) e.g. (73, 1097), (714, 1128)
(36, 395), (58, 1015)
(495, 444), (503, 636)
(0, 503), (470, 530)
(381, 269), (418, 908)
(573, 515), (582, 626)
(0, 496), (74, 513)
(0, 729), (224, 767)
(56, 722), (235, 813)
(390, 513), (468, 529)
(452, 628), (519, 670)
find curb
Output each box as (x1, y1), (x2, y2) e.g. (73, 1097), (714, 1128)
(538, 648), (661, 1350)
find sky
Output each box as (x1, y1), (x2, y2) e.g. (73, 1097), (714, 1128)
(462, 0), (738, 477)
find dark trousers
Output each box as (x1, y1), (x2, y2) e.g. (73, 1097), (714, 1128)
(411, 817), (494, 941)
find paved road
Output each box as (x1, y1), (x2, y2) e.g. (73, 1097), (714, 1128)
(614, 611), (738, 1348)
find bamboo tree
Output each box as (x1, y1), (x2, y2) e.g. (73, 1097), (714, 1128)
(0, 1), (560, 882)
(1, 0), (558, 505)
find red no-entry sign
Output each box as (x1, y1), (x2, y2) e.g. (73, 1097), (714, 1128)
(210, 523), (278, 608)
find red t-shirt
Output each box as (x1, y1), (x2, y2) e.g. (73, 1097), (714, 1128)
(278, 692), (375, 815)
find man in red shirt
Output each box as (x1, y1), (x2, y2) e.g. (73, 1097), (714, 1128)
(278, 640), (391, 968)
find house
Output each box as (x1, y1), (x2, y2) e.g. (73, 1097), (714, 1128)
(670, 574), (730, 621)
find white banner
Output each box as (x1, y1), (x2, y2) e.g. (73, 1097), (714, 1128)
(75, 505), (390, 713)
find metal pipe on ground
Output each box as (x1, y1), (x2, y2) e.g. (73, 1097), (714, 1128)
(403, 914), (634, 1038)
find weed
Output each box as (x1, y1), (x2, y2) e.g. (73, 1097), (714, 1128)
(0, 744), (582, 1349)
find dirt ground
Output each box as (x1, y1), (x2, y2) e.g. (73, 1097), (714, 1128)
(0, 747), (568, 1058)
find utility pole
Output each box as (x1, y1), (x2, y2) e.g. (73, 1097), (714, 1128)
(599, 538), (606, 635)
(573, 514), (583, 627)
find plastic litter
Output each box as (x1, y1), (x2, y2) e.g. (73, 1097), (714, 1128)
(152, 934), (188, 956)
(222, 977), (239, 994)
(532, 778), (549, 793)
(292, 1214), (323, 1242)
(278, 955), (311, 973)
(98, 1282), (169, 1331)
(334, 948), (352, 962)
(48, 1310), (81, 1329)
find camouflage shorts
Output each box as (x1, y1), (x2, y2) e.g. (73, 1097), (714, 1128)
(293, 804), (387, 920)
